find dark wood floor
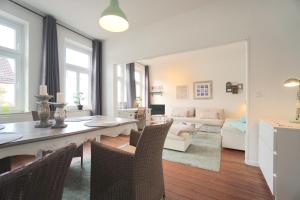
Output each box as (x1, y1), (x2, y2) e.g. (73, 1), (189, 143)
(11, 135), (273, 200)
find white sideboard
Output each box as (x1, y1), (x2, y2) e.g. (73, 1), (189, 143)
(259, 119), (300, 200)
(117, 108), (151, 120)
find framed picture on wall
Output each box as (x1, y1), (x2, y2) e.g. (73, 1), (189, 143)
(176, 85), (189, 99)
(193, 81), (213, 99)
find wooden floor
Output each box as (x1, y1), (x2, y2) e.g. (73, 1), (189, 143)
(11, 135), (273, 200)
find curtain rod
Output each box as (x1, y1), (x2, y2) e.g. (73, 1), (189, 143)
(8, 0), (94, 41)
(135, 62), (147, 66)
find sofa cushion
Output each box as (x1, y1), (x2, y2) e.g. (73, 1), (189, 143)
(195, 108), (224, 120)
(197, 111), (219, 119)
(171, 107), (195, 117)
(172, 116), (224, 126)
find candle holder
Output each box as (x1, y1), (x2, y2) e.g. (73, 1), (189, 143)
(34, 95), (53, 128)
(50, 103), (68, 128)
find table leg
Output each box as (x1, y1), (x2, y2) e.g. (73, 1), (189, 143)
(96, 136), (101, 142)
(0, 157), (11, 174)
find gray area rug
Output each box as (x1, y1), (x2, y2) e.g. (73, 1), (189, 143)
(63, 158), (91, 200)
(63, 132), (221, 199)
(163, 132), (222, 172)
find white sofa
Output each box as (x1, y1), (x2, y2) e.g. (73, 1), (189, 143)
(170, 107), (225, 127)
(221, 119), (245, 151)
(163, 107), (224, 152)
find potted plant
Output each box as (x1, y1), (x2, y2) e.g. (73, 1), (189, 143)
(73, 92), (85, 110)
(134, 97), (142, 108)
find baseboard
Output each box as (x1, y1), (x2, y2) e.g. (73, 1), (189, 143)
(245, 159), (259, 167)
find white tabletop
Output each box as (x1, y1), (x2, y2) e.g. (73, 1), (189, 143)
(0, 115), (137, 149)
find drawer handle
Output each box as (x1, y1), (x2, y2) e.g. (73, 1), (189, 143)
(273, 173), (277, 178)
(273, 151), (277, 156)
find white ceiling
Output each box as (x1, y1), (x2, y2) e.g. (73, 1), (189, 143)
(16, 0), (215, 40)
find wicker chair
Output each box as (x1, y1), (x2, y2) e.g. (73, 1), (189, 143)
(0, 158), (11, 174)
(0, 144), (76, 200)
(32, 111), (84, 168)
(90, 119), (173, 200)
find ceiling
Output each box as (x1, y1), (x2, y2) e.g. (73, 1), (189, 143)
(15, 0), (215, 40)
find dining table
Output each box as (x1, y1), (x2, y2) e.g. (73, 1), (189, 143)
(0, 115), (137, 173)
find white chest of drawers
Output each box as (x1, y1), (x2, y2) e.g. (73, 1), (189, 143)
(259, 120), (300, 200)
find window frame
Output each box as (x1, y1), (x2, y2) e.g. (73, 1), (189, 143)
(0, 15), (25, 113)
(63, 40), (92, 109)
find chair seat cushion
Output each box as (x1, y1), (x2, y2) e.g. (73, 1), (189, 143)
(119, 144), (136, 154)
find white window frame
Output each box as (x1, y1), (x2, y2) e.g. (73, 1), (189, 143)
(116, 64), (127, 109)
(63, 39), (92, 109)
(0, 15), (25, 113)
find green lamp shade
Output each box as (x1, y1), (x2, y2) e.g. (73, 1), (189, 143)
(284, 78), (300, 87)
(99, 0), (129, 32)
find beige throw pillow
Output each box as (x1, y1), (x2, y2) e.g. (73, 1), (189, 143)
(186, 107), (195, 117)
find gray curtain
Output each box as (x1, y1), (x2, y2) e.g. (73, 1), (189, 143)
(91, 40), (102, 115)
(41, 15), (60, 104)
(126, 63), (136, 108)
(145, 65), (150, 107)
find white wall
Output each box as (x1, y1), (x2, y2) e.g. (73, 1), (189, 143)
(103, 0), (300, 165)
(140, 41), (246, 118)
(0, 0), (43, 111)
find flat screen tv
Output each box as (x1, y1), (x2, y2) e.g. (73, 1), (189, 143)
(149, 104), (165, 115)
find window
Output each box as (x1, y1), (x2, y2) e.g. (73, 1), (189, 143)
(0, 24), (16, 49)
(135, 66), (145, 106)
(64, 42), (91, 107)
(0, 16), (25, 113)
(115, 63), (145, 109)
(66, 48), (89, 68)
(116, 64), (127, 108)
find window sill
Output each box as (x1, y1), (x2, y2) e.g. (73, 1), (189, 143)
(0, 111), (27, 116)
(65, 106), (92, 112)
